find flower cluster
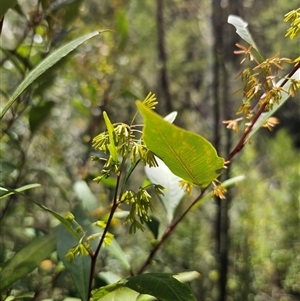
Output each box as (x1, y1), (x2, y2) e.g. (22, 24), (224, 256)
(64, 213), (114, 262)
(121, 184), (164, 233)
(224, 39), (296, 134)
(284, 8), (300, 40)
(91, 93), (164, 234)
(91, 93), (159, 183)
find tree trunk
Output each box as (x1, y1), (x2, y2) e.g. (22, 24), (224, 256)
(211, 1), (239, 300)
(156, 0), (173, 113)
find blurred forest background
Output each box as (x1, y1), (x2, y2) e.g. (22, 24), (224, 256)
(0, 0), (299, 300)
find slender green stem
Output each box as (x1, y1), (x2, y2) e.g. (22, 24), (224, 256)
(87, 158), (125, 300)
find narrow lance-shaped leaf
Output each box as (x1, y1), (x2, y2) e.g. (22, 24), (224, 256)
(0, 183), (41, 199)
(227, 15), (264, 62)
(0, 231), (57, 292)
(137, 102), (224, 188)
(0, 30), (108, 120)
(103, 111), (118, 161)
(0, 185), (80, 240)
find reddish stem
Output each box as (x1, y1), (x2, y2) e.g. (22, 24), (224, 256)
(137, 61), (300, 274)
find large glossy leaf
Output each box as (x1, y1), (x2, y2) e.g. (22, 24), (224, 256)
(246, 69), (300, 142)
(0, 231), (57, 292)
(145, 111), (184, 223)
(123, 273), (197, 301)
(137, 102), (224, 188)
(93, 273), (197, 301)
(0, 31), (105, 120)
(145, 157), (184, 224)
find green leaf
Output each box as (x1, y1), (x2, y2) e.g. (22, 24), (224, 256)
(0, 185), (81, 240)
(173, 271), (201, 283)
(123, 273), (197, 301)
(3, 292), (35, 300)
(57, 223), (91, 301)
(73, 180), (98, 212)
(0, 183), (41, 199)
(246, 69), (300, 142)
(29, 101), (55, 133)
(0, 0), (17, 19)
(136, 295), (156, 301)
(121, 159), (140, 192)
(100, 177), (117, 188)
(116, 10), (129, 50)
(93, 273), (197, 301)
(136, 101), (224, 188)
(145, 111), (183, 223)
(145, 215), (160, 239)
(227, 15), (264, 62)
(93, 286), (140, 301)
(103, 111), (118, 161)
(122, 112), (178, 196)
(92, 282), (122, 299)
(98, 271), (121, 284)
(0, 231), (57, 292)
(0, 31), (106, 120)
(106, 239), (131, 271)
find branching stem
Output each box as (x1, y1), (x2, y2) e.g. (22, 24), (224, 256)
(227, 61), (300, 161)
(136, 61), (300, 274)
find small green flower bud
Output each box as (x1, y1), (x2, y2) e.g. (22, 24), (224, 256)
(65, 212), (75, 221)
